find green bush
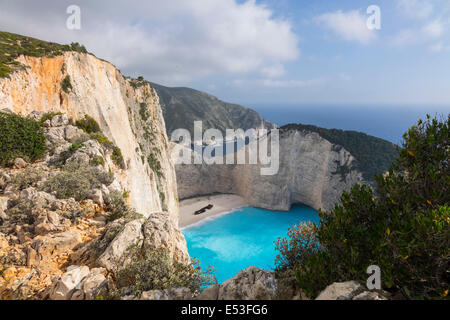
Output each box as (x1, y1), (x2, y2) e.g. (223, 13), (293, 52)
(139, 103), (149, 121)
(106, 191), (142, 223)
(75, 115), (101, 134)
(114, 246), (216, 298)
(89, 133), (114, 150)
(0, 112), (46, 167)
(148, 154), (163, 178)
(276, 115), (450, 300)
(39, 111), (63, 125)
(43, 162), (113, 201)
(9, 167), (46, 191)
(61, 75), (72, 93)
(91, 155), (105, 167)
(112, 146), (125, 169)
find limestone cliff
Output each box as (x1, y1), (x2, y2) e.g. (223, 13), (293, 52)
(175, 129), (365, 212)
(0, 52), (178, 222)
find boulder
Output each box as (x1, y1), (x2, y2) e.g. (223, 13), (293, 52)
(45, 127), (66, 146)
(88, 189), (104, 206)
(13, 158), (27, 169)
(0, 197), (9, 221)
(70, 268), (108, 300)
(140, 288), (192, 300)
(64, 125), (85, 142)
(218, 267), (277, 300)
(353, 291), (388, 300)
(315, 281), (364, 300)
(49, 265), (90, 300)
(196, 284), (220, 300)
(31, 230), (83, 264)
(143, 213), (190, 264)
(97, 219), (144, 273)
(51, 114), (69, 127)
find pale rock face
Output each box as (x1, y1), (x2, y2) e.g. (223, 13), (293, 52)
(175, 130), (365, 212)
(49, 266), (108, 300)
(217, 266), (277, 300)
(0, 52), (188, 262)
(49, 265), (90, 300)
(0, 52), (178, 221)
(97, 219), (145, 273)
(315, 281), (388, 300)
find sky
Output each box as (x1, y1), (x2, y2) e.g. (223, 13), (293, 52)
(0, 0), (450, 108)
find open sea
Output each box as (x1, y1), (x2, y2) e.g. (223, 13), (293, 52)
(251, 104), (449, 144)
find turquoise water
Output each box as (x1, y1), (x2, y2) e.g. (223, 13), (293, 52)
(182, 205), (320, 284)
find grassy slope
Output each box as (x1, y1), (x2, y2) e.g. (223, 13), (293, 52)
(0, 31), (87, 78)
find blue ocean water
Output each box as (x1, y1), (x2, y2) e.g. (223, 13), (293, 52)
(182, 205), (320, 284)
(251, 104), (449, 144)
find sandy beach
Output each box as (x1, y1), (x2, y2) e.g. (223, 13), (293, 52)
(179, 194), (248, 229)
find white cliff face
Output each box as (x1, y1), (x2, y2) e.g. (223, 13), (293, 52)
(0, 52), (177, 220)
(175, 130), (364, 212)
(0, 52), (188, 260)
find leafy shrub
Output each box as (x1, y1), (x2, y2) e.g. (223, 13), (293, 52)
(43, 162), (113, 201)
(61, 75), (72, 93)
(148, 154), (163, 178)
(70, 42), (87, 53)
(91, 155), (105, 167)
(9, 167), (45, 191)
(139, 103), (149, 121)
(0, 112), (46, 167)
(105, 191), (142, 223)
(276, 115), (450, 300)
(112, 146), (125, 169)
(89, 133), (114, 150)
(75, 115), (101, 134)
(114, 246), (216, 298)
(39, 111), (63, 125)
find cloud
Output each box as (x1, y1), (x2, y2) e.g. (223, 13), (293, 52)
(422, 19), (444, 39)
(397, 0), (434, 20)
(261, 78), (324, 88)
(315, 10), (376, 45)
(260, 64), (286, 78)
(0, 0), (300, 85)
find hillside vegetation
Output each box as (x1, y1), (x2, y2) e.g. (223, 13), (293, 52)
(0, 31), (87, 78)
(152, 83), (275, 137)
(281, 123), (398, 180)
(276, 115), (449, 300)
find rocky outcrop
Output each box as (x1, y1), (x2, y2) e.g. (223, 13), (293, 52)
(195, 267), (277, 301)
(175, 129), (365, 212)
(0, 83), (188, 298)
(315, 281), (388, 300)
(48, 266), (108, 300)
(0, 51), (188, 276)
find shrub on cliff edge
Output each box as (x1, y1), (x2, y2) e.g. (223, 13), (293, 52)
(0, 112), (46, 167)
(113, 246), (216, 299)
(276, 115), (450, 300)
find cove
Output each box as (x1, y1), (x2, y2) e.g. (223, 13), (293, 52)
(182, 205), (320, 284)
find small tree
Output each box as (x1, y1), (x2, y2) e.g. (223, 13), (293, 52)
(276, 115), (450, 300)
(0, 112), (46, 167)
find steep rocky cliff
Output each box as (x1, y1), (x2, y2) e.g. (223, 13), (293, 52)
(0, 52), (178, 222)
(0, 46), (191, 298)
(175, 129), (365, 212)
